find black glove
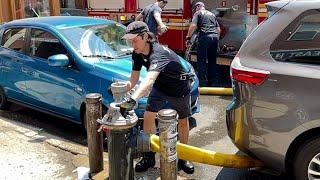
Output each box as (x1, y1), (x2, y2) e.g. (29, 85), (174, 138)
(116, 97), (136, 118)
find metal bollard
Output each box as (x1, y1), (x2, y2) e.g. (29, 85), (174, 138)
(85, 93), (104, 174)
(158, 109), (178, 180)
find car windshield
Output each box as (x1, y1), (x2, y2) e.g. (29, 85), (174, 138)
(60, 23), (133, 58)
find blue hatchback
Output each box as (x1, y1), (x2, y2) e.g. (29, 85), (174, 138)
(0, 16), (200, 125)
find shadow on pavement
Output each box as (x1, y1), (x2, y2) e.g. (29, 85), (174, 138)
(0, 104), (87, 146)
(216, 168), (287, 180)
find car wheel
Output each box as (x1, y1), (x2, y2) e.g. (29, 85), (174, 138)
(0, 88), (11, 110)
(293, 136), (320, 180)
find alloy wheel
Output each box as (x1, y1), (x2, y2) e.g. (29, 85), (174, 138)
(308, 153), (320, 180)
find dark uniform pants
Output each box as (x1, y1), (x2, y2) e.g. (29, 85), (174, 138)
(197, 34), (220, 86)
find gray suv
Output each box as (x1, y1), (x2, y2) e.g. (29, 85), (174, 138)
(227, 1), (320, 179)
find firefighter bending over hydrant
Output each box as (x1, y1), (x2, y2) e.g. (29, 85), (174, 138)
(117, 21), (196, 174)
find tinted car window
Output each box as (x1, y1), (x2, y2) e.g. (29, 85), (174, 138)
(270, 9), (320, 65)
(31, 29), (67, 60)
(1, 28), (27, 53)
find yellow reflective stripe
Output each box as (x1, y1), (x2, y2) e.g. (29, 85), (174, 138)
(258, 12), (268, 17)
(166, 22), (190, 26)
(258, 4), (265, 8)
(259, 3), (267, 13)
(259, 8), (267, 13)
(167, 26), (189, 30)
(259, 3), (266, 8)
(162, 18), (190, 23)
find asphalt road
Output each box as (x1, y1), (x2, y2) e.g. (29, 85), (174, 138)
(0, 95), (287, 179)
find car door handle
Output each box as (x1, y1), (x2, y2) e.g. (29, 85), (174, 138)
(21, 67), (29, 73)
(11, 57), (20, 62)
(12, 58), (21, 63)
(66, 78), (75, 82)
(75, 87), (83, 93)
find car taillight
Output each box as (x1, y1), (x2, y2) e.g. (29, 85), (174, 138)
(231, 54), (270, 86)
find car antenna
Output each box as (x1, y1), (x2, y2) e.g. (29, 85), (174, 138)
(31, 8), (40, 17)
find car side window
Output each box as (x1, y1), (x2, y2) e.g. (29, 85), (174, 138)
(270, 9), (320, 65)
(1, 28), (27, 53)
(30, 29), (68, 60)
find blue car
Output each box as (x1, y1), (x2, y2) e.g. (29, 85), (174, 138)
(0, 16), (199, 126)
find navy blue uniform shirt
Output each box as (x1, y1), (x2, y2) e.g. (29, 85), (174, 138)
(132, 43), (190, 97)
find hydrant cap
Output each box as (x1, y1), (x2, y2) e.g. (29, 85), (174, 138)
(85, 93), (102, 104)
(111, 82), (128, 93)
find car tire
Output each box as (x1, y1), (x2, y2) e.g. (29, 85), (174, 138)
(293, 136), (320, 180)
(0, 88), (11, 110)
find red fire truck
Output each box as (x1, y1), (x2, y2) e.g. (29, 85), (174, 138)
(87, 0), (192, 53)
(86, 0), (274, 54)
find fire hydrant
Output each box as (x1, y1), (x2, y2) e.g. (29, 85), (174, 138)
(97, 82), (149, 180)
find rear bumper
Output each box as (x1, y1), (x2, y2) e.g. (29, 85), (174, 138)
(226, 99), (252, 154)
(226, 95), (287, 173)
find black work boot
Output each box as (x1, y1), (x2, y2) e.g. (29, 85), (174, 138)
(135, 152), (156, 172)
(178, 159), (195, 174)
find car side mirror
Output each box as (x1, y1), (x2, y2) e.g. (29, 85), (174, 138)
(48, 54), (69, 67)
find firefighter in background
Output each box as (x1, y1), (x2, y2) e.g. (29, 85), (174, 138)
(119, 21), (195, 174)
(25, 0), (43, 17)
(135, 0), (168, 37)
(186, 2), (221, 87)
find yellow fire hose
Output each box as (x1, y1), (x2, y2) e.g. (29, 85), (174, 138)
(199, 87), (233, 96)
(150, 135), (263, 169)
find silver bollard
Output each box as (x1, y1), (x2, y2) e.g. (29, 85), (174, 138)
(158, 109), (178, 180)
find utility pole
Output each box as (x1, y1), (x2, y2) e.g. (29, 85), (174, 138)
(0, 3), (4, 23)
(49, 0), (61, 16)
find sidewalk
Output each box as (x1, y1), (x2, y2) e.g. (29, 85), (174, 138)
(0, 116), (191, 180)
